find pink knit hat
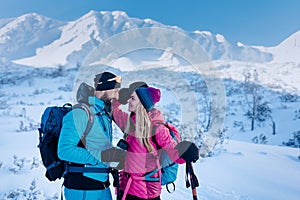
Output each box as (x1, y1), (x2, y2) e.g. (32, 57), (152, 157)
(135, 87), (161, 111)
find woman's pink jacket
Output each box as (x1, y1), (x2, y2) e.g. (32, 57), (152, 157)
(112, 100), (184, 199)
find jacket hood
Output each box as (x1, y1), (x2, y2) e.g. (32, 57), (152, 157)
(148, 108), (164, 123)
(88, 96), (105, 114)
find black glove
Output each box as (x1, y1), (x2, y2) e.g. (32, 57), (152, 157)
(114, 161), (125, 170)
(101, 147), (127, 163)
(118, 82), (148, 105)
(175, 141), (199, 163)
(118, 88), (130, 105)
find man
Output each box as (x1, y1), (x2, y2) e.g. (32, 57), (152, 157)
(58, 72), (125, 200)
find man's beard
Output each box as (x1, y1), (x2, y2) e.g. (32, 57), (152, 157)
(100, 92), (112, 114)
(100, 92), (110, 102)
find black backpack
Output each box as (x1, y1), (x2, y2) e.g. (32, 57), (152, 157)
(38, 103), (94, 181)
(37, 82), (95, 181)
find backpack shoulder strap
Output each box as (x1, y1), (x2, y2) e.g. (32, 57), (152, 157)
(72, 103), (94, 147)
(151, 120), (168, 150)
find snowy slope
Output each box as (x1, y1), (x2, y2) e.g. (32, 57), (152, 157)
(257, 31), (300, 63)
(213, 60), (300, 95)
(1, 128), (299, 200)
(107, 48), (300, 95)
(0, 59), (300, 199)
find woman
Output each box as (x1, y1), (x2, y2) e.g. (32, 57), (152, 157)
(112, 84), (199, 200)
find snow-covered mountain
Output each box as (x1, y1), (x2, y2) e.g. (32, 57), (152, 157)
(12, 11), (168, 68)
(0, 13), (65, 61)
(190, 31), (272, 62)
(257, 30), (300, 63)
(0, 10), (274, 68)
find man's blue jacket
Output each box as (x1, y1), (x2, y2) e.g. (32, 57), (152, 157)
(58, 96), (112, 182)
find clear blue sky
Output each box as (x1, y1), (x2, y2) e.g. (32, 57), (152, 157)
(0, 0), (299, 46)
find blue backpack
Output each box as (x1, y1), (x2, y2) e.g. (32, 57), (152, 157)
(152, 122), (181, 193)
(38, 103), (93, 181)
(38, 82), (96, 181)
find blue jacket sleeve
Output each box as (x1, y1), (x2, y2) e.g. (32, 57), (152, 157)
(58, 109), (99, 165)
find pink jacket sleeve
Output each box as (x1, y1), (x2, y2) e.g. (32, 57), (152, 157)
(112, 100), (128, 132)
(152, 124), (185, 164)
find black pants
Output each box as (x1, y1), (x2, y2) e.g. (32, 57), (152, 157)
(119, 191), (160, 200)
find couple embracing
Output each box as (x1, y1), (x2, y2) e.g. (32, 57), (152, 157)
(58, 71), (199, 200)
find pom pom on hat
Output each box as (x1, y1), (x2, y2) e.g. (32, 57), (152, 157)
(135, 87), (161, 111)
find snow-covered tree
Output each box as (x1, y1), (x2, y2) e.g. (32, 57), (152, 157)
(242, 69), (275, 134)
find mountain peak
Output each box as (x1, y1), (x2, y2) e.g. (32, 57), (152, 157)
(82, 10), (129, 20)
(81, 10), (101, 19)
(261, 30), (300, 63)
(193, 30), (212, 36)
(16, 12), (52, 23)
(158, 47), (180, 66)
(111, 10), (129, 18)
(0, 12), (65, 61)
(216, 34), (226, 43)
(279, 30), (300, 47)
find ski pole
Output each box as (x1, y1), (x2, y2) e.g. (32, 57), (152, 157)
(190, 163), (198, 200)
(186, 162), (199, 200)
(111, 169), (121, 200)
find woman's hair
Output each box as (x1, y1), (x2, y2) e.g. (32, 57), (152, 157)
(125, 102), (155, 153)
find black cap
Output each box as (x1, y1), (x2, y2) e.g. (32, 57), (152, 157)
(94, 72), (121, 91)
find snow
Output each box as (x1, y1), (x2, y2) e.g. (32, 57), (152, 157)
(1, 10), (300, 200)
(157, 48), (180, 66)
(14, 16), (99, 67)
(1, 53), (300, 199)
(213, 60), (300, 95)
(198, 140), (300, 200)
(112, 11), (129, 18)
(216, 34), (225, 43)
(193, 30), (212, 36)
(144, 19), (154, 24)
(1, 109), (299, 199)
(257, 30), (300, 63)
(109, 57), (135, 71)
(237, 42), (244, 47)
(163, 141), (300, 200)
